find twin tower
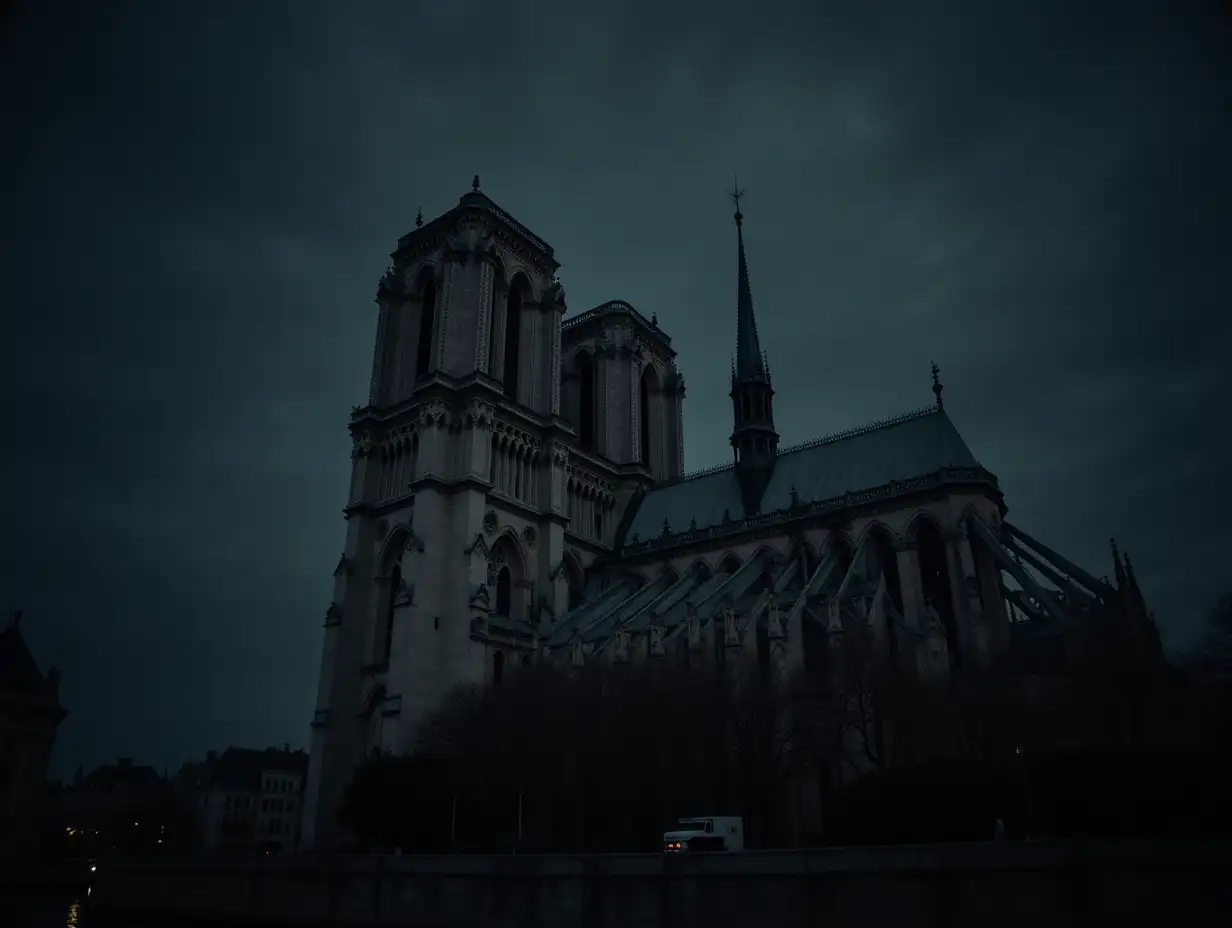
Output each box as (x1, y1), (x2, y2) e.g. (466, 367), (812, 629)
(303, 177), (773, 850)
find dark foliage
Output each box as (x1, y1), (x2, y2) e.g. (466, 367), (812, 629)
(336, 590), (1232, 852)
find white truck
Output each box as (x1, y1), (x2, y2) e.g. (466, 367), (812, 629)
(662, 816), (744, 853)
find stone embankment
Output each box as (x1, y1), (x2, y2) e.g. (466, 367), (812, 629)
(88, 838), (1231, 927)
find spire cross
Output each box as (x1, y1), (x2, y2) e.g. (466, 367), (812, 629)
(930, 361), (944, 408)
(730, 177), (745, 223)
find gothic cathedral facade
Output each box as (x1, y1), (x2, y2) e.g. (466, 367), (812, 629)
(302, 179), (1155, 850)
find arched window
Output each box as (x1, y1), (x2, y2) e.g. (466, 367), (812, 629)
(495, 565), (512, 616)
(493, 650), (505, 686)
(383, 563), (401, 662)
(503, 287), (522, 400)
(415, 278), (436, 380)
(578, 353), (596, 448)
(639, 369), (651, 468)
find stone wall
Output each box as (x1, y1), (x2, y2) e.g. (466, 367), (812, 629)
(88, 839), (1230, 928)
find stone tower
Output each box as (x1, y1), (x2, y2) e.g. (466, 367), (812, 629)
(728, 192), (779, 512)
(302, 178), (576, 851)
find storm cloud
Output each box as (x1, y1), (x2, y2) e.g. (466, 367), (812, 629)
(2, 0), (1229, 777)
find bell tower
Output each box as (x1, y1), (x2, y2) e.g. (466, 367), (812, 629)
(727, 187), (778, 513)
(369, 175), (564, 414)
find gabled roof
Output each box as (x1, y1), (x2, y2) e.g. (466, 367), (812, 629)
(207, 747), (309, 791)
(74, 760), (165, 796)
(624, 406), (982, 543)
(0, 622), (53, 697)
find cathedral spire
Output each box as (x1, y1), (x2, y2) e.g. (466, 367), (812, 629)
(726, 184), (778, 513)
(732, 180), (766, 382)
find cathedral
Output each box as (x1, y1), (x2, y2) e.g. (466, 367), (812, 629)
(302, 177), (1156, 850)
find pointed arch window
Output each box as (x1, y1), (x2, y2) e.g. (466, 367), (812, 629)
(503, 287), (522, 400)
(383, 563), (401, 662)
(578, 352), (596, 448)
(495, 565), (512, 617)
(415, 278), (437, 380)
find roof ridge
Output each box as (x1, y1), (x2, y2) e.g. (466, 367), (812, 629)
(666, 405), (942, 486)
(777, 405), (938, 456)
(676, 459), (737, 483)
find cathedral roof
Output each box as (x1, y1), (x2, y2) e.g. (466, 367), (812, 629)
(624, 405), (981, 543)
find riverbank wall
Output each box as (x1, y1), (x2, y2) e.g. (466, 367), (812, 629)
(88, 838), (1231, 927)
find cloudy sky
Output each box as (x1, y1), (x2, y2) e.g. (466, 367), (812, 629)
(3, 0), (1229, 778)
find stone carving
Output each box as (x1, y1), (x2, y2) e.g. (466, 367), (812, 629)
(378, 266), (405, 299)
(723, 608), (740, 646)
(466, 399), (495, 428)
(686, 605), (701, 647)
(552, 441), (570, 465)
(392, 579), (414, 607)
(766, 598), (785, 639)
(826, 597), (842, 631)
(483, 511), (498, 535)
(351, 433), (376, 460)
(417, 399), (450, 427)
(469, 583), (490, 611)
(544, 276), (566, 309)
(444, 222), (496, 264)
(522, 525), (537, 548)
(649, 625), (665, 657)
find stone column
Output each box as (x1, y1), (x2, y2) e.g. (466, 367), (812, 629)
(894, 542), (924, 628)
(347, 433), (377, 506)
(550, 302), (565, 416)
(544, 523), (570, 623)
(947, 530), (989, 668)
(474, 261), (495, 374)
(489, 282), (507, 383)
(630, 353), (642, 468)
(594, 342), (610, 458)
(942, 532), (975, 667)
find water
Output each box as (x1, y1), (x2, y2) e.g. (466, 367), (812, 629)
(5, 894), (189, 928)
(8, 894), (88, 927)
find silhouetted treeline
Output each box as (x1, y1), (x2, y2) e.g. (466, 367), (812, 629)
(338, 594), (1232, 851)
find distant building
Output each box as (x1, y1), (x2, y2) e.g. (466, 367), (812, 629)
(62, 757), (168, 820)
(0, 610), (67, 857)
(199, 747), (308, 856)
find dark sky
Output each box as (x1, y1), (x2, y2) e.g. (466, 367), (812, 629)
(3, 0), (1230, 779)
